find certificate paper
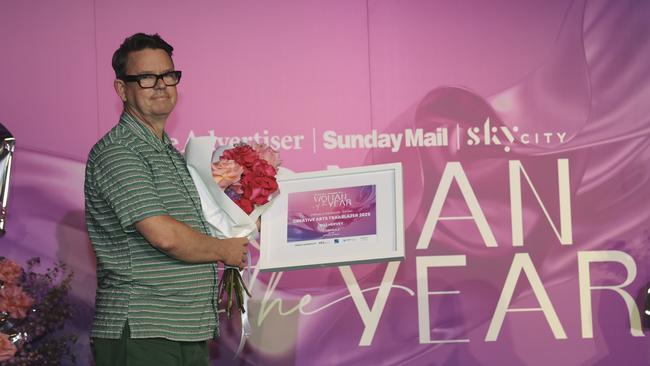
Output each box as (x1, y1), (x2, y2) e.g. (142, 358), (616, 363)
(260, 163), (404, 271)
(287, 185), (377, 246)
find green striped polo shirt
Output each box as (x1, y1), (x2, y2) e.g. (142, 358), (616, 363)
(84, 112), (219, 341)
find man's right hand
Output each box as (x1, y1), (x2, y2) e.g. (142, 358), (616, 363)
(216, 237), (249, 269)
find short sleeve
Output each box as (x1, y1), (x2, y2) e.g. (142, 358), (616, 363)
(92, 144), (168, 229)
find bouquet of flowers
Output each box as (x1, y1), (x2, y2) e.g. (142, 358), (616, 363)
(0, 257), (75, 365)
(185, 137), (281, 318)
(211, 143), (280, 216)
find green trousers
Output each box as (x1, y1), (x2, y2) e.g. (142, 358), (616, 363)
(91, 323), (209, 366)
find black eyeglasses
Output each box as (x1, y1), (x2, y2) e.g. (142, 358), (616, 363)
(120, 70), (182, 88)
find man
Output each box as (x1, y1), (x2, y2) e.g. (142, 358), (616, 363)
(85, 33), (248, 366)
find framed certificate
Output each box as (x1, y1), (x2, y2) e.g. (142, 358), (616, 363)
(259, 163), (404, 271)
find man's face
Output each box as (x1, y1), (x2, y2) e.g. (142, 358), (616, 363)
(115, 48), (177, 122)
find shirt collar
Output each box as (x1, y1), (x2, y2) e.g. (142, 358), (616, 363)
(119, 112), (172, 152)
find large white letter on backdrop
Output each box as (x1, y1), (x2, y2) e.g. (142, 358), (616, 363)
(509, 159), (573, 246)
(416, 255), (469, 344)
(578, 250), (643, 338)
(339, 262), (401, 346)
(416, 162), (497, 249)
(486, 253), (566, 341)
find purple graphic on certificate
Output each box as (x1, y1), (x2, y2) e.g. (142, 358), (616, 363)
(287, 185), (376, 244)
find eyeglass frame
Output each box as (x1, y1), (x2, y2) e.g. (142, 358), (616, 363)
(119, 70), (182, 88)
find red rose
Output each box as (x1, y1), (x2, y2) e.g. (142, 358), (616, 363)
(236, 197), (254, 214)
(242, 184), (261, 201)
(250, 187), (269, 205)
(255, 177), (279, 204)
(222, 145), (258, 169)
(254, 176), (278, 191)
(239, 172), (254, 187)
(260, 175), (274, 187)
(252, 159), (277, 177)
(243, 175), (277, 200)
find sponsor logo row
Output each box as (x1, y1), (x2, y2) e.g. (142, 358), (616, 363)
(175, 118), (567, 153)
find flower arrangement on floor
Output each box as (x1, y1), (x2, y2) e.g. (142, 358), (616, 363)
(0, 257), (76, 365)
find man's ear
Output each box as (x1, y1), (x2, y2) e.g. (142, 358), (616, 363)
(114, 79), (127, 102)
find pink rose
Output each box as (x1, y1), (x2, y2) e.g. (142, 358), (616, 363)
(252, 143), (281, 168)
(0, 259), (22, 286)
(211, 159), (244, 189)
(0, 333), (17, 362)
(0, 284), (34, 319)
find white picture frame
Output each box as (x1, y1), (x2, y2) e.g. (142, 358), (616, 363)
(259, 163), (404, 271)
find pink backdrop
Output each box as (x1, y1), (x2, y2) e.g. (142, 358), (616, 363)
(2, 0), (650, 365)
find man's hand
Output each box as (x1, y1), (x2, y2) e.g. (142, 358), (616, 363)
(217, 237), (249, 269)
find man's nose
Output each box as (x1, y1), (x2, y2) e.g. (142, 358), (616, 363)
(154, 76), (167, 89)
